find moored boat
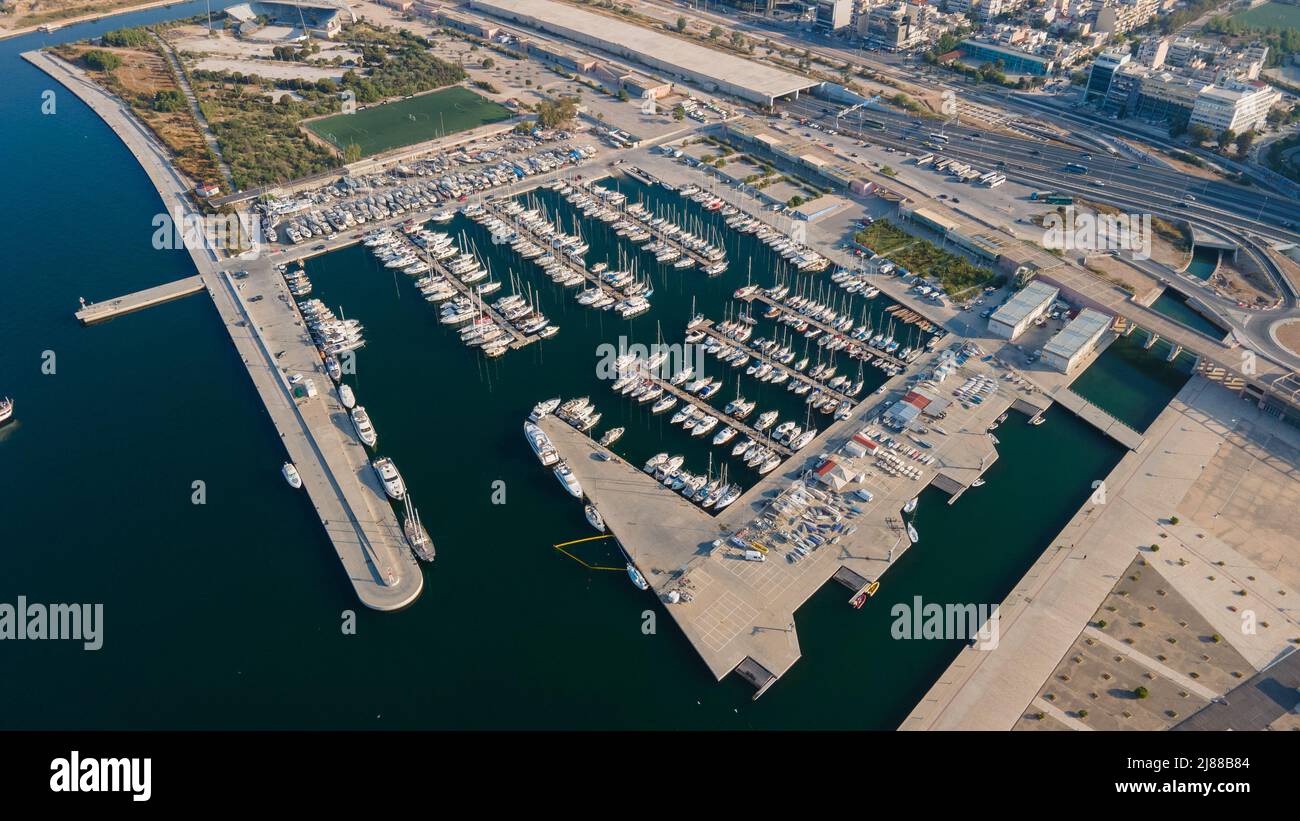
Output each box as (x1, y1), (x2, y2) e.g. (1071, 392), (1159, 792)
(626, 563), (649, 590)
(372, 457), (406, 500)
(585, 503), (606, 533)
(554, 461), (583, 498)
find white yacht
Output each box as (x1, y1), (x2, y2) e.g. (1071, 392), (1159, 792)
(529, 397), (561, 422)
(372, 457), (406, 500)
(524, 421), (559, 466)
(339, 384), (356, 409)
(0, 396), (12, 426)
(281, 462), (302, 489)
(351, 406), (377, 448)
(554, 461), (583, 498)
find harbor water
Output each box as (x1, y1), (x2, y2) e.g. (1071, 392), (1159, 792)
(0, 8), (1190, 728)
(1149, 289), (1227, 341)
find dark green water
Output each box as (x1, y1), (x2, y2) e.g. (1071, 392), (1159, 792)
(1150, 289), (1226, 340)
(0, 8), (1188, 729)
(1185, 246), (1220, 281)
(1069, 332), (1194, 432)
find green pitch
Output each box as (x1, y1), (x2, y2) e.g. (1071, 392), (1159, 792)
(305, 86), (513, 157)
(1230, 2), (1300, 31)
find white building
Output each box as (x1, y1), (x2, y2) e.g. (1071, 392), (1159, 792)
(1041, 308), (1111, 372)
(988, 280), (1059, 340)
(1190, 82), (1280, 134)
(816, 0), (854, 32)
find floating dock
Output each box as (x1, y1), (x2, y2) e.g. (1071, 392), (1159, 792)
(695, 319), (856, 406)
(741, 292), (911, 371)
(627, 372), (795, 459)
(390, 230), (538, 351)
(75, 275), (207, 324)
(481, 200), (630, 301)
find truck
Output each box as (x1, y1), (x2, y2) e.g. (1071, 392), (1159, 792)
(743, 549), (766, 562)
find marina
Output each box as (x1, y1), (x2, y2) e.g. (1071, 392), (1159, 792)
(692, 318), (858, 407)
(741, 288), (917, 374)
(8, 0), (1292, 736)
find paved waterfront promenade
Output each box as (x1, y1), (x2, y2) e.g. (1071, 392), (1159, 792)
(29, 49), (422, 610)
(904, 376), (1300, 729)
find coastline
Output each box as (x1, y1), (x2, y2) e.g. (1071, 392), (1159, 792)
(0, 0), (184, 41)
(23, 46), (425, 610)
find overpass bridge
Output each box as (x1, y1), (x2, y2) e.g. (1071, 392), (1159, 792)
(1188, 225), (1239, 253)
(1036, 262), (1300, 421)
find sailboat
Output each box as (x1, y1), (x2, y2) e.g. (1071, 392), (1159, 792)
(403, 495), (435, 561)
(903, 496), (918, 514)
(626, 562), (649, 590)
(584, 503), (606, 533)
(907, 522), (919, 544)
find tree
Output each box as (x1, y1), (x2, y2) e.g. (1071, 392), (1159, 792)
(344, 143), (362, 163)
(709, 26), (723, 40)
(672, 104), (685, 121)
(1134, 686), (1149, 699)
(1217, 128), (1235, 151)
(675, 16), (687, 32)
(83, 49), (122, 72)
(730, 31), (745, 50)
(482, 57), (494, 69)
(1188, 123), (1214, 144)
(536, 96), (578, 128)
(1235, 130), (1255, 154)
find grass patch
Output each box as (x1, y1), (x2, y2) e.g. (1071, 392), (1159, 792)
(306, 86), (511, 157)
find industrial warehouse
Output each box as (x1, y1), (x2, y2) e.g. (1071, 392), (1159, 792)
(468, 0), (819, 106)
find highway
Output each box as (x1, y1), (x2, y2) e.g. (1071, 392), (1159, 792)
(778, 95), (1300, 324)
(780, 95), (1300, 246)
(776, 94), (1300, 370)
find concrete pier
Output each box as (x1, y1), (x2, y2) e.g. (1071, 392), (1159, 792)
(75, 275), (206, 324)
(1050, 386), (1146, 451)
(29, 49), (423, 610)
(543, 342), (1015, 693)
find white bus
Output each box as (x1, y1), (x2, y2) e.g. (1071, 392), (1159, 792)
(928, 133), (950, 143)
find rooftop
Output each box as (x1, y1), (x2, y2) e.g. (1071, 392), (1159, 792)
(468, 0), (818, 102)
(1043, 308), (1111, 359)
(990, 280), (1059, 327)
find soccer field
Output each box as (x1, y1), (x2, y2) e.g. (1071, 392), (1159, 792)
(1230, 2), (1300, 31)
(305, 86), (513, 157)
